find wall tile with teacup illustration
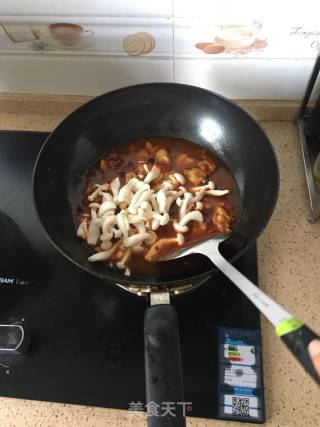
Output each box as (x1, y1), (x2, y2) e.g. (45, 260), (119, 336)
(173, 0), (319, 59)
(174, 18), (269, 58)
(0, 18), (173, 57)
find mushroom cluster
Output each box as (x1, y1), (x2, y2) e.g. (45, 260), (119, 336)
(76, 164), (230, 276)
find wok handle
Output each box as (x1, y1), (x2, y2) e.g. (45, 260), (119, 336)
(144, 304), (186, 427)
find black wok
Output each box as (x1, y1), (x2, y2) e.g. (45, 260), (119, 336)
(33, 84), (279, 426)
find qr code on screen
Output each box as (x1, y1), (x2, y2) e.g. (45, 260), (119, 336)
(232, 397), (250, 416)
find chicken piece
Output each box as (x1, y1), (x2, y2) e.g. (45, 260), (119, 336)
(78, 212), (90, 222)
(176, 153), (194, 169)
(190, 220), (207, 235)
(125, 171), (137, 183)
(137, 148), (150, 162)
(199, 159), (216, 175)
(114, 250), (125, 261)
(99, 158), (108, 172)
(155, 148), (171, 165)
(213, 206), (233, 234)
(76, 214), (90, 240)
(84, 181), (96, 196)
(145, 238), (179, 262)
(183, 168), (206, 185)
(136, 163), (148, 178)
(145, 141), (156, 154)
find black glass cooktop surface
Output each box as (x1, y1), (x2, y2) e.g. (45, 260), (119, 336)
(0, 131), (263, 422)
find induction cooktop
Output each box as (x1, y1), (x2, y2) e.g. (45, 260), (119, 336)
(0, 130), (264, 423)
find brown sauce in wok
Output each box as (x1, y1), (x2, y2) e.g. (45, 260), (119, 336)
(76, 137), (240, 276)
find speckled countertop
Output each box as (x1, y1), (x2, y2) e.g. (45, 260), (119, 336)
(0, 94), (319, 427)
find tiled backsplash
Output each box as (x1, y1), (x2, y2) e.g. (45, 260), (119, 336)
(0, 16), (319, 59)
(0, 19), (173, 57)
(0, 0), (319, 98)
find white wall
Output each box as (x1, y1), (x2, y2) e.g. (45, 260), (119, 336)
(0, 0), (319, 98)
(0, 54), (316, 99)
(0, 55), (173, 95)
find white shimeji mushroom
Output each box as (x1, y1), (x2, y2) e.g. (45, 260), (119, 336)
(124, 232), (150, 248)
(160, 213), (170, 226)
(190, 181), (215, 192)
(87, 221), (101, 246)
(128, 187), (149, 214)
(88, 251), (112, 262)
(174, 173), (185, 184)
(134, 180), (149, 191)
(143, 164), (150, 174)
(144, 165), (161, 184)
(152, 212), (170, 226)
(179, 210), (203, 227)
(112, 227), (123, 239)
(76, 220), (88, 240)
(117, 185), (132, 204)
(173, 222), (189, 234)
(116, 249), (132, 269)
(117, 178), (138, 203)
(150, 194), (159, 212)
(137, 189), (154, 205)
(179, 193), (193, 220)
(138, 203), (153, 221)
(100, 231), (113, 241)
(151, 218), (160, 231)
(117, 212), (129, 240)
(87, 188), (101, 202)
(192, 190), (206, 203)
(132, 245), (144, 254)
(156, 189), (167, 214)
(88, 202), (100, 209)
(78, 150), (231, 273)
(134, 222), (146, 234)
(98, 201), (117, 217)
(101, 192), (113, 202)
(110, 177), (120, 202)
(88, 183), (109, 202)
(91, 208), (99, 224)
(161, 181), (173, 191)
(205, 189), (230, 196)
(176, 233), (185, 246)
(88, 241), (120, 262)
(145, 231), (157, 245)
(169, 173), (185, 186)
(101, 241), (113, 250)
(128, 214), (146, 224)
(165, 195), (177, 213)
(195, 202), (204, 210)
(102, 215), (117, 235)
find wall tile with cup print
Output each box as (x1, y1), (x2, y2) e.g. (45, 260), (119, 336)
(31, 23), (95, 51)
(174, 18), (320, 59)
(0, 0), (319, 100)
(1, 0), (319, 60)
(174, 18), (269, 58)
(173, 0), (320, 59)
(0, 18), (173, 57)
